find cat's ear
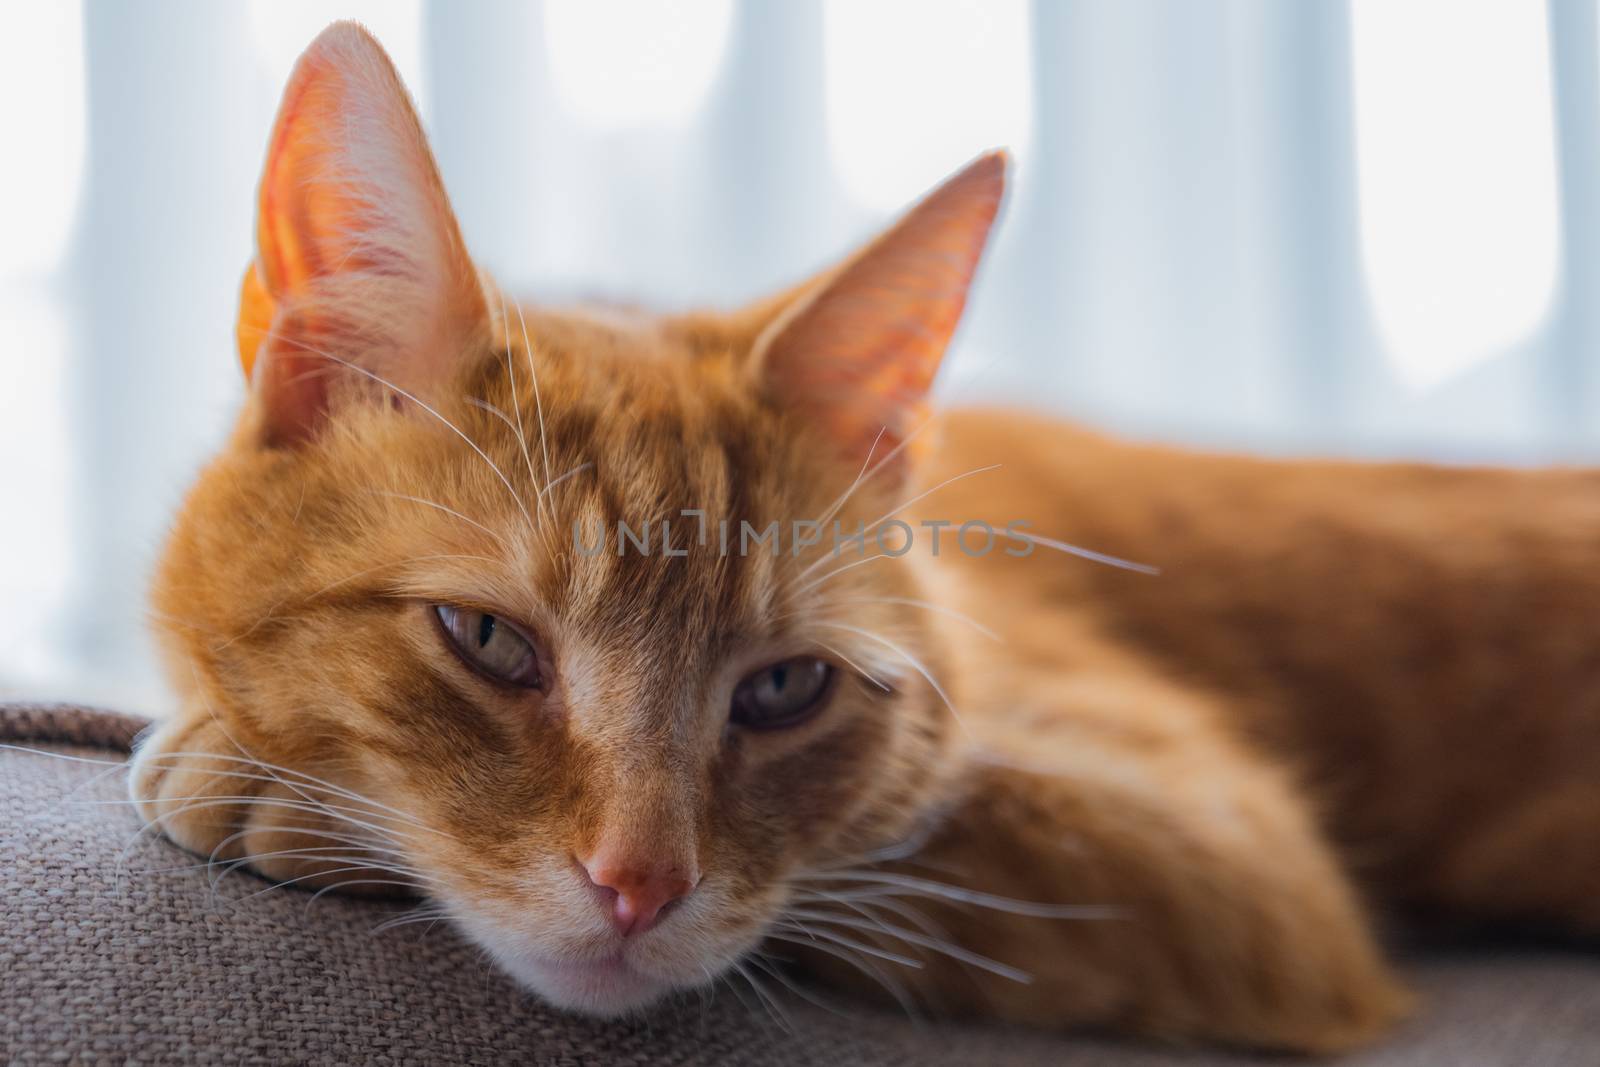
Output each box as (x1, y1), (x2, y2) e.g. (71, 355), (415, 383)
(237, 21), (488, 446)
(749, 151), (1006, 472)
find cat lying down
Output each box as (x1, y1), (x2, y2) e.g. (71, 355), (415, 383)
(132, 21), (1600, 1054)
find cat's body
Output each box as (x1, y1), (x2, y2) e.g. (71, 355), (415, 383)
(131, 23), (1598, 1056)
(904, 414), (1600, 1045)
(931, 411), (1600, 915)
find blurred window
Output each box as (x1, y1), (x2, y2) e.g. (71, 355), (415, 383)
(823, 0), (1032, 210)
(545, 0), (733, 127)
(1351, 0), (1560, 388)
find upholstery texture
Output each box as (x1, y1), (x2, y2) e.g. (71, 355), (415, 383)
(3, 702), (1597, 1065)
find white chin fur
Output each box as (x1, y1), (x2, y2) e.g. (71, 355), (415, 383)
(445, 899), (753, 1017)
(489, 947), (673, 1017)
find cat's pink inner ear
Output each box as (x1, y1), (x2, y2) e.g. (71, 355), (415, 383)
(242, 21), (487, 446)
(752, 151), (1007, 470)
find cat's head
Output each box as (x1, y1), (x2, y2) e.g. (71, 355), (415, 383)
(146, 22), (1004, 1015)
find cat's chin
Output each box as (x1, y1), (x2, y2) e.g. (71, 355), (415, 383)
(486, 945), (678, 1017)
(446, 903), (727, 1017)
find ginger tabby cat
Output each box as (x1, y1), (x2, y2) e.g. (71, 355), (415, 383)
(131, 22), (1598, 1053)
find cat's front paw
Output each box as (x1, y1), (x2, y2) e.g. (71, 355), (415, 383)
(129, 715), (416, 896)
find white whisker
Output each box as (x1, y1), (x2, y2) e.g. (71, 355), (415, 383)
(765, 926), (922, 1019)
(136, 753), (434, 832)
(363, 490), (507, 549)
(512, 300), (553, 496)
(745, 952), (854, 1019)
(1004, 528), (1160, 576)
(785, 907), (1032, 983)
(816, 641), (894, 693)
(496, 285), (546, 524)
(768, 921), (922, 969)
(250, 327), (536, 535)
(539, 461), (593, 499)
(823, 596), (1000, 643)
(793, 867), (1119, 921)
(734, 960), (794, 1033)
(815, 621), (967, 735)
(792, 551), (896, 600)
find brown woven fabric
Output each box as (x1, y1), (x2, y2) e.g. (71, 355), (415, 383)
(0, 701), (151, 751)
(2, 704), (1597, 1065)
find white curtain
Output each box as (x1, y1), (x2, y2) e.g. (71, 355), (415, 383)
(0, 0), (1591, 710)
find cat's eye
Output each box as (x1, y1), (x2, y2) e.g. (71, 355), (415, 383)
(434, 605), (543, 689)
(730, 657), (834, 730)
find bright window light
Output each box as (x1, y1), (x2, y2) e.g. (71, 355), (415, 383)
(250, 1), (426, 114)
(0, 296), (73, 683)
(544, 0), (733, 128)
(1351, 0), (1560, 390)
(824, 0), (1031, 212)
(0, 2), (85, 277)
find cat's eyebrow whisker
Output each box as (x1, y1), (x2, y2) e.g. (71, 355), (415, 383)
(538, 461), (593, 500)
(794, 463), (1003, 586)
(495, 285), (547, 528)
(363, 489), (509, 549)
(467, 397), (544, 510)
(248, 326), (536, 536)
(314, 553), (506, 601)
(512, 299), (555, 497)
(783, 907), (1033, 984)
(781, 597), (998, 648)
(838, 460), (998, 559)
(208, 553), (502, 654)
(809, 425), (889, 534)
(814, 640), (895, 693)
(790, 550), (899, 600)
(814, 621), (968, 737)
(805, 414), (943, 543)
(819, 597), (1002, 643)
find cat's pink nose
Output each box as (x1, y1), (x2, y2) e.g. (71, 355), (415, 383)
(579, 851), (699, 937)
